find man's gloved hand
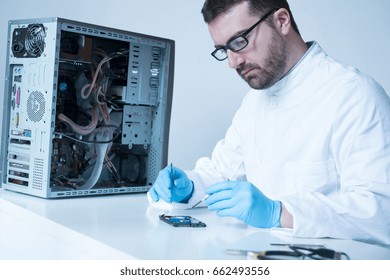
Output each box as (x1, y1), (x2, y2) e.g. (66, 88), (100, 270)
(148, 165), (193, 203)
(205, 181), (281, 228)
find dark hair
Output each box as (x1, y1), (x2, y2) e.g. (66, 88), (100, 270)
(201, 0), (300, 35)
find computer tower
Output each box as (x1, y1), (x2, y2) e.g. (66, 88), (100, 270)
(1, 17), (175, 198)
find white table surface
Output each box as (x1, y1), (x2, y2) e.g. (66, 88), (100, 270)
(1, 189), (389, 260)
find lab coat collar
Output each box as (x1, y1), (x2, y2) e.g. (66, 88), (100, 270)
(264, 41), (325, 97)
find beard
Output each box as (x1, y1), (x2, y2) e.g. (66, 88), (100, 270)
(236, 30), (287, 90)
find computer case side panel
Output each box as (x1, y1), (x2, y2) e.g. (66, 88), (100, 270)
(153, 41), (175, 180)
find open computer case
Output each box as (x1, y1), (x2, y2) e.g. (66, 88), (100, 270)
(1, 17), (175, 198)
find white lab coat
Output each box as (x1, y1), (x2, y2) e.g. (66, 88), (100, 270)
(181, 42), (390, 245)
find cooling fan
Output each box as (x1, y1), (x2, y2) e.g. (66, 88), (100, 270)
(12, 24), (46, 58)
(25, 24), (46, 56)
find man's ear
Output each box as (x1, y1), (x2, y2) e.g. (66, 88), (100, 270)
(273, 8), (292, 35)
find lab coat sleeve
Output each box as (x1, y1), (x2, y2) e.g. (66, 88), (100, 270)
(281, 76), (390, 245)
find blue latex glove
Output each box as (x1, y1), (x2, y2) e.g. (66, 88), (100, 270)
(148, 165), (193, 203)
(205, 181), (281, 228)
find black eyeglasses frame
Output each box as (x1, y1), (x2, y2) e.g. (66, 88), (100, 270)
(211, 9), (278, 61)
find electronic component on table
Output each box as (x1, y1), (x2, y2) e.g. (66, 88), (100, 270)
(159, 214), (207, 227)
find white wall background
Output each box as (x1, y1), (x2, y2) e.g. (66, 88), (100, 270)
(0, 0), (389, 171)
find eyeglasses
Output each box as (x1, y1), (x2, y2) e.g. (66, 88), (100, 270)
(211, 9), (277, 61)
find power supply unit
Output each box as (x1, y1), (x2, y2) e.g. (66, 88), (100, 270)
(1, 17), (175, 198)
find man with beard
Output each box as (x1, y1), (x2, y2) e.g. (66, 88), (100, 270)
(148, 0), (390, 245)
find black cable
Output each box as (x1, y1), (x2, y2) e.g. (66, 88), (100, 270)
(253, 246), (350, 260)
(254, 250), (302, 260)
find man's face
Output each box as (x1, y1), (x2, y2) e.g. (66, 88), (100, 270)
(208, 3), (287, 89)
